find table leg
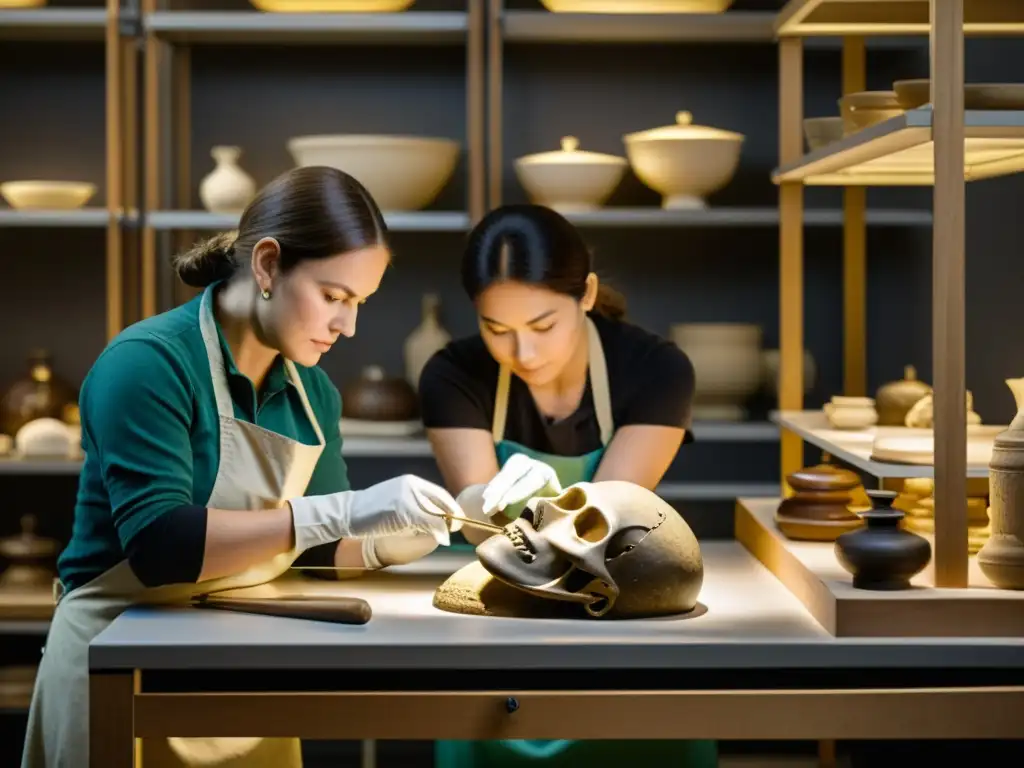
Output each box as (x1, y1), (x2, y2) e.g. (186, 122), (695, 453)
(361, 738), (377, 768)
(90, 670), (137, 768)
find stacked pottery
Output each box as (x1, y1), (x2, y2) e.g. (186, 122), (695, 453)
(775, 456), (864, 541)
(669, 323), (762, 421)
(977, 378), (1024, 589)
(823, 395), (877, 430)
(835, 490), (931, 590)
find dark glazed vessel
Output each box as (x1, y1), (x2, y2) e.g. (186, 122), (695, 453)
(341, 365), (419, 421)
(834, 489), (932, 590)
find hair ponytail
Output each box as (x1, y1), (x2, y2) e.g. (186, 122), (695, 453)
(591, 282), (627, 320)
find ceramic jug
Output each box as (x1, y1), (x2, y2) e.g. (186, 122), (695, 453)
(199, 145), (256, 213)
(404, 293), (451, 390)
(977, 377), (1024, 589)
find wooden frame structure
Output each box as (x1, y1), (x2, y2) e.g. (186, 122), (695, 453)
(774, 0), (1024, 590)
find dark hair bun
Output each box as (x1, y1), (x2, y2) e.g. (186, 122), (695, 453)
(171, 231), (238, 288)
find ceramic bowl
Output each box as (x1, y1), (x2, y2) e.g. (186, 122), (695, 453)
(514, 136), (627, 213)
(803, 117), (844, 150)
(0, 181), (97, 210)
(894, 78), (1024, 110)
(539, 0), (734, 10)
(249, 0), (415, 10)
(823, 395), (878, 430)
(286, 134), (460, 211)
(623, 111), (744, 210)
(838, 91), (903, 135)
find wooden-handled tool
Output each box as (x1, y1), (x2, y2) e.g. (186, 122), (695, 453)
(192, 594), (372, 625)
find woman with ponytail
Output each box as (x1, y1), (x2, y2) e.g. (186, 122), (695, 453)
(23, 167), (465, 768)
(419, 203), (697, 540)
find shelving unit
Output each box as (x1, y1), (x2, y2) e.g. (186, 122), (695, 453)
(0, 1), (134, 341)
(768, 0), (1023, 593)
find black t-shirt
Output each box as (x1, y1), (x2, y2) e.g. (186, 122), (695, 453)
(418, 314), (696, 457)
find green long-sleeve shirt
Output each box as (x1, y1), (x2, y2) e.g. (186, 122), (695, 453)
(57, 284), (349, 592)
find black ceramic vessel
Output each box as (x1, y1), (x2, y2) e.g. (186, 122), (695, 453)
(834, 489), (932, 590)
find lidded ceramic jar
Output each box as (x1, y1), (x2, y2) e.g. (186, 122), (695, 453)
(514, 136), (627, 213)
(835, 489), (932, 590)
(623, 111), (744, 210)
(875, 364), (932, 426)
(341, 366), (419, 422)
(775, 455), (864, 542)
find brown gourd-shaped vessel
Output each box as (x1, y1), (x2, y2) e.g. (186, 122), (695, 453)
(977, 378), (1024, 589)
(0, 515), (58, 590)
(835, 490), (931, 590)
(775, 455), (864, 541)
(0, 350), (78, 437)
(341, 365), (419, 422)
(875, 364), (932, 426)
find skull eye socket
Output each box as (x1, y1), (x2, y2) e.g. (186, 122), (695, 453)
(555, 487), (588, 511)
(573, 507), (610, 542)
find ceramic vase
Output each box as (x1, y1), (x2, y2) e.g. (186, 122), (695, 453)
(404, 293), (451, 389)
(199, 146), (256, 213)
(670, 323), (762, 421)
(977, 378), (1024, 589)
(834, 489), (931, 590)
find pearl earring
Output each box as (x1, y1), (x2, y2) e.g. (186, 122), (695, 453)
(261, 289), (271, 300)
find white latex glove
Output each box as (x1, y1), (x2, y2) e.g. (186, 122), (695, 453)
(481, 453), (562, 518)
(287, 474), (464, 554)
(361, 532), (440, 569)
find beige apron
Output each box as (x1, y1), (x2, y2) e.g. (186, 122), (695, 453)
(21, 287), (326, 768)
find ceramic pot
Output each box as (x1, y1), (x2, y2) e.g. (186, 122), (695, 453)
(0, 180), (96, 210)
(823, 395), (877, 430)
(834, 489), (932, 590)
(875, 364), (932, 426)
(838, 91), (902, 135)
(0, 350), (78, 437)
(775, 456), (863, 542)
(670, 323), (762, 421)
(803, 117), (843, 150)
(199, 146), (256, 213)
(341, 366), (418, 422)
(977, 377), (1024, 589)
(514, 136), (627, 213)
(623, 111), (744, 210)
(403, 293), (451, 390)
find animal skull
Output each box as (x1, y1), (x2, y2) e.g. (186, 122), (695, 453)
(475, 480), (704, 619)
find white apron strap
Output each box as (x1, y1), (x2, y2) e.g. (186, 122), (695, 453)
(491, 316), (614, 446)
(198, 287), (236, 419)
(585, 317), (614, 446)
(283, 359), (326, 446)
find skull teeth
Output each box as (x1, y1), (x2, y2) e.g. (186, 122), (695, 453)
(503, 522), (536, 563)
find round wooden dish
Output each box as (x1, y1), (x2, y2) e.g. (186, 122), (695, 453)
(893, 79), (1024, 110)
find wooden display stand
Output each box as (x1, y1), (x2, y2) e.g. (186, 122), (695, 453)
(770, 0), (1024, 599)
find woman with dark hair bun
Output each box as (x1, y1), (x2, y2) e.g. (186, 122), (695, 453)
(420, 203), (696, 536)
(420, 203), (707, 766)
(23, 166), (465, 768)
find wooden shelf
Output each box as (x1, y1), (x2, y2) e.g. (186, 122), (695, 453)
(773, 108), (1024, 186)
(0, 8), (107, 41)
(0, 587), (54, 622)
(772, 410), (997, 479)
(775, 0), (1024, 37)
(144, 11), (468, 45)
(735, 498), (1024, 637)
(502, 10), (774, 43)
(0, 457), (83, 475)
(561, 207), (932, 228)
(146, 209), (471, 232)
(660, 481), (779, 501)
(0, 208), (117, 228)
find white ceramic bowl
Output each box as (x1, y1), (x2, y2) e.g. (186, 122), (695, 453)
(249, 0), (415, 10)
(540, 0), (734, 12)
(286, 134), (460, 211)
(0, 181), (97, 210)
(514, 136), (627, 213)
(623, 111), (744, 210)
(670, 322), (763, 420)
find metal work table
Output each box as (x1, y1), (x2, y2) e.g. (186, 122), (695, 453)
(88, 543), (1024, 766)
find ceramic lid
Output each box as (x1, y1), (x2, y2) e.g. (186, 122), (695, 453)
(623, 111), (744, 143)
(517, 136), (627, 166)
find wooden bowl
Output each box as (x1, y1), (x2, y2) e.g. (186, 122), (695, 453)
(803, 117), (844, 150)
(838, 91), (902, 135)
(894, 78), (1024, 110)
